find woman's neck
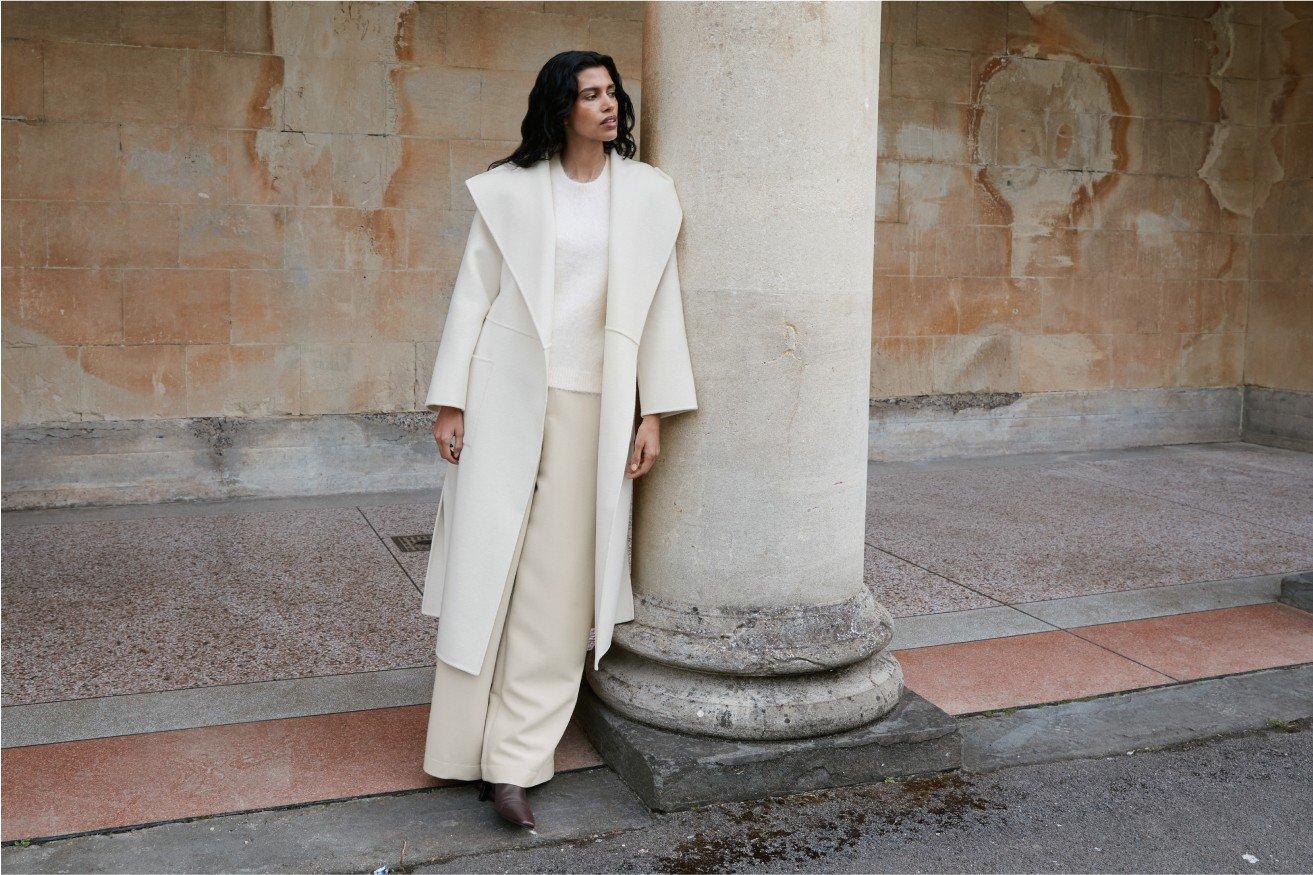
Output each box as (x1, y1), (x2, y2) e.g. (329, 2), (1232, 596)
(559, 142), (607, 184)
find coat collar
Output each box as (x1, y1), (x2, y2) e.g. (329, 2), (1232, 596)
(464, 148), (682, 349)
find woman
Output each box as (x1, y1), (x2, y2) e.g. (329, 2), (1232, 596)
(418, 50), (698, 829)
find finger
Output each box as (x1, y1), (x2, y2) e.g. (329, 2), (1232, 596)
(627, 442), (643, 475)
(637, 444), (658, 477)
(438, 427), (460, 465)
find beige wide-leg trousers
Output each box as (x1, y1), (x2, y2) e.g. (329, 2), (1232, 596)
(423, 386), (601, 788)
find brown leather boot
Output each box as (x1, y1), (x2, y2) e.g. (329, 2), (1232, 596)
(476, 780), (535, 829)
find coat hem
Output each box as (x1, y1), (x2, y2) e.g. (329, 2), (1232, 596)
(435, 651), (482, 676)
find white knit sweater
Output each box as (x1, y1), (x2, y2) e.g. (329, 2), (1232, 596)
(547, 156), (609, 394)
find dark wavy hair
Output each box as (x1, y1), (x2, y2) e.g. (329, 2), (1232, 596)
(488, 51), (637, 171)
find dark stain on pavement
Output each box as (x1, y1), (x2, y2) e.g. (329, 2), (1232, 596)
(644, 773), (1008, 873)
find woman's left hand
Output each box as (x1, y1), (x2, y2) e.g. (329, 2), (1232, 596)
(626, 415), (661, 479)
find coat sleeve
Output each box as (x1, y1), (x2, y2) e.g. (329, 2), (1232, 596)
(637, 242), (698, 419)
(423, 210), (501, 413)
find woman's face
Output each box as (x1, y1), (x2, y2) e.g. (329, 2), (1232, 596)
(567, 65), (618, 143)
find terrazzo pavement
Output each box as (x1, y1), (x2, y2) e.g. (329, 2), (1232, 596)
(1, 506), (437, 706)
(2, 441), (1310, 844)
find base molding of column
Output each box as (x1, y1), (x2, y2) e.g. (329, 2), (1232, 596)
(575, 683), (960, 812)
(587, 648), (905, 741)
(612, 589), (893, 675)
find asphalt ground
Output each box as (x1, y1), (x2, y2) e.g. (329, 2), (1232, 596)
(418, 719), (1313, 874)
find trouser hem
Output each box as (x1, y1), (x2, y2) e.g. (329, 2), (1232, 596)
(422, 757), (482, 781)
(422, 757), (555, 788)
(480, 760), (556, 788)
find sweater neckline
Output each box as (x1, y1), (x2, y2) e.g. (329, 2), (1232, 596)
(554, 157), (608, 188)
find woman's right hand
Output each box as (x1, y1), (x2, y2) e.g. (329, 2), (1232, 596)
(433, 406), (465, 465)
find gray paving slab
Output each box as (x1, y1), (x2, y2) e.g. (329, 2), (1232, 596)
(1280, 571), (1313, 612)
(887, 605), (1056, 650)
(1015, 572), (1288, 628)
(0, 767), (651, 875)
(961, 662), (1313, 773)
(1, 666), (434, 748)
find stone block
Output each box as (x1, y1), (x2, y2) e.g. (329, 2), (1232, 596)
(47, 203), (180, 268)
(576, 684), (961, 812)
(381, 137), (452, 209)
(182, 51), (283, 129)
(179, 204), (283, 270)
(120, 124), (230, 205)
(1, 200), (44, 267)
(44, 42), (183, 124)
(1, 346), (86, 424)
(225, 130), (331, 207)
(123, 269), (230, 345)
(4, 120), (122, 201)
(120, 1), (225, 50)
(395, 65), (481, 139)
(283, 58), (392, 135)
(2, 40), (42, 120)
(299, 342), (417, 415)
(2, 267), (124, 346)
(82, 344), (188, 420)
(183, 344), (300, 419)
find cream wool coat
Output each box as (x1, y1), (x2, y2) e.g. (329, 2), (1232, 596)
(422, 149), (698, 676)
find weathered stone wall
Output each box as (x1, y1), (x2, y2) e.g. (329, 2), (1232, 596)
(1, 1), (643, 426)
(2, 2), (1309, 505)
(871, 1), (1310, 399)
(1247, 3), (1312, 392)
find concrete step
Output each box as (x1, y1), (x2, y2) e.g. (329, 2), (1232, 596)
(7, 664), (1311, 874)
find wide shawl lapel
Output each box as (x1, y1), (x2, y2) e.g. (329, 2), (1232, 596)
(465, 149), (683, 669)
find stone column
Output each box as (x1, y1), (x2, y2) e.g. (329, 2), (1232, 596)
(587, 1), (901, 741)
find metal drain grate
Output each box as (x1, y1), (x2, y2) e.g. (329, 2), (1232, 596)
(392, 534), (432, 553)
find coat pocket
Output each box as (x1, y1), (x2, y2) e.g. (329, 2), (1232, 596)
(463, 355), (495, 446)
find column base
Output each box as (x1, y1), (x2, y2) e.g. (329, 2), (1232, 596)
(587, 647), (907, 740)
(575, 683), (961, 812)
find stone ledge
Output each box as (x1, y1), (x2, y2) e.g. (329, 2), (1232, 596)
(1242, 386), (1313, 452)
(961, 663), (1313, 773)
(869, 386), (1242, 462)
(1279, 571), (1313, 612)
(1, 412), (444, 510)
(575, 684), (961, 812)
(0, 766), (652, 870)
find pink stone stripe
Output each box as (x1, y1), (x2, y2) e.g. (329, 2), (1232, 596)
(1070, 602), (1313, 680)
(898, 602), (1313, 716)
(896, 629), (1175, 715)
(1, 706), (601, 842)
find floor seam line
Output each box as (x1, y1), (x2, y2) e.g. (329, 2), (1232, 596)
(1058, 625), (1183, 682)
(863, 539), (1018, 613)
(357, 505), (423, 594)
